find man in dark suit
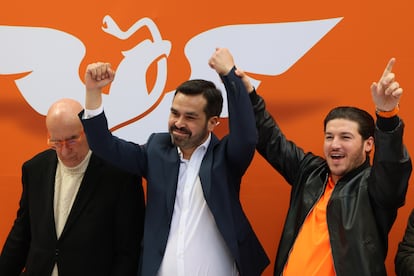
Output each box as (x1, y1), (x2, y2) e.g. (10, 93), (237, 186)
(80, 48), (269, 275)
(0, 98), (145, 276)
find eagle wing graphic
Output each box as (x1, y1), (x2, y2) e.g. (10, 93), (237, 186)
(0, 26), (86, 114)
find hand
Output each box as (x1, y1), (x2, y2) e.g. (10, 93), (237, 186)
(370, 58), (403, 112)
(84, 62), (115, 92)
(208, 48), (235, 76)
(84, 62), (115, 110)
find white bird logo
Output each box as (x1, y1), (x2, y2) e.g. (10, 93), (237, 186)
(0, 16), (342, 143)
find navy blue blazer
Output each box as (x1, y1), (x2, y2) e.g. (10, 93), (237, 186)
(81, 68), (270, 275)
(0, 150), (145, 276)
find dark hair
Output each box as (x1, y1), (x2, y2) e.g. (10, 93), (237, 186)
(174, 79), (223, 118)
(323, 106), (375, 140)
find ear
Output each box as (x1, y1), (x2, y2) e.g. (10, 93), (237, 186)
(364, 136), (374, 153)
(207, 116), (219, 132)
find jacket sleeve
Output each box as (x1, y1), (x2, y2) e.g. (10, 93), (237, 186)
(80, 110), (147, 177)
(369, 117), (412, 209)
(395, 209), (414, 276)
(248, 89), (309, 185)
(111, 173), (145, 276)
(0, 164), (32, 276)
(220, 67), (257, 176)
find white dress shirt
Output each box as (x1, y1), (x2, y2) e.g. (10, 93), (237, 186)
(157, 135), (238, 276)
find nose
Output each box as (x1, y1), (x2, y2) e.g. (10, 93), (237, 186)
(330, 136), (341, 149)
(174, 116), (186, 129)
(57, 143), (72, 156)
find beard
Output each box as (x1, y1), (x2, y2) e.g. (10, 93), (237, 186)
(169, 125), (209, 152)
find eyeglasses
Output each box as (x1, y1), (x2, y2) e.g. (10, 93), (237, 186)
(47, 131), (84, 150)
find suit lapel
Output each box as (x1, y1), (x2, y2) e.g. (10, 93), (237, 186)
(199, 134), (218, 200)
(44, 152), (59, 240)
(162, 145), (181, 216)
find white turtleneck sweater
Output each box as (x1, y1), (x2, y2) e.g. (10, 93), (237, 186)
(52, 150), (92, 276)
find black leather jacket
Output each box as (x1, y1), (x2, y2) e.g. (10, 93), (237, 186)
(249, 91), (412, 276)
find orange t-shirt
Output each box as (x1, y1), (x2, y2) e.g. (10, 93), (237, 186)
(283, 176), (336, 276)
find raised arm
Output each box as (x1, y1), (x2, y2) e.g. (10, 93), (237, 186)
(369, 58), (412, 231)
(84, 62), (115, 110)
(81, 62), (146, 175)
(209, 48), (257, 175)
(235, 68), (309, 185)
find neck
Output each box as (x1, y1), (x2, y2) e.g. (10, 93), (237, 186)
(181, 148), (195, 160)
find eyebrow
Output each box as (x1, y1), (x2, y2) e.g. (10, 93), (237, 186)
(170, 107), (200, 117)
(325, 131), (355, 136)
(49, 134), (80, 141)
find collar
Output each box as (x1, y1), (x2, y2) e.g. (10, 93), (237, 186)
(58, 150), (92, 174)
(177, 133), (211, 161)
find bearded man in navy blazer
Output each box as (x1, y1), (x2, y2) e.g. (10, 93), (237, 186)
(0, 98), (145, 276)
(80, 48), (269, 276)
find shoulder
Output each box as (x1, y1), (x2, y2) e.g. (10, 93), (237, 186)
(146, 132), (173, 148)
(90, 153), (140, 180)
(23, 149), (56, 168)
(149, 132), (170, 142)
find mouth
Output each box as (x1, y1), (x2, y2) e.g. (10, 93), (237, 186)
(171, 126), (191, 137)
(330, 152), (345, 161)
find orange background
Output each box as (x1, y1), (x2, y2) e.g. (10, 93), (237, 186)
(1, 0), (413, 275)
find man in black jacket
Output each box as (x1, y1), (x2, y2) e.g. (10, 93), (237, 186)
(236, 58), (412, 275)
(0, 98), (145, 276)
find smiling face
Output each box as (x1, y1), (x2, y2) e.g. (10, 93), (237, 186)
(323, 118), (374, 183)
(168, 92), (218, 159)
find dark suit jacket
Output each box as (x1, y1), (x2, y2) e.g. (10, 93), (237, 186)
(0, 150), (145, 276)
(81, 68), (270, 276)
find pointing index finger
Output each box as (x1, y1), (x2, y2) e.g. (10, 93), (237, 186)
(382, 58), (396, 78)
